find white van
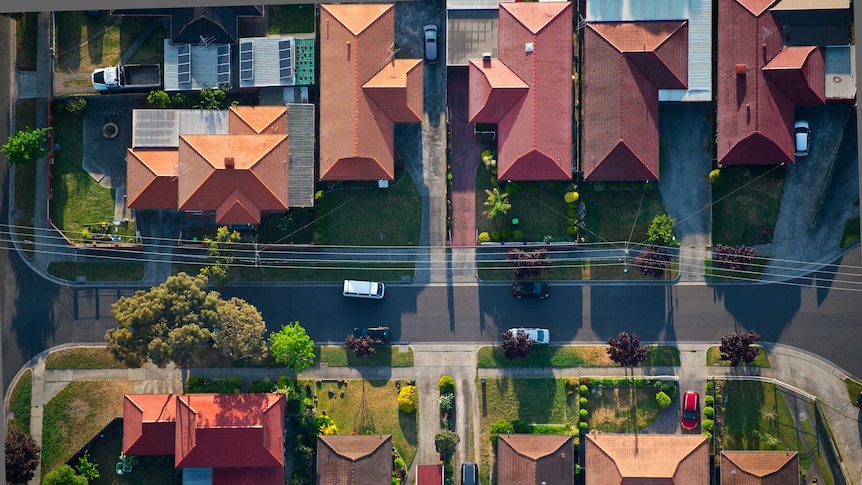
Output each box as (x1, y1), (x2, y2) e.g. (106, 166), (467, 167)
(343, 280), (385, 299)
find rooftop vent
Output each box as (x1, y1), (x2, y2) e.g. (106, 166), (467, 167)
(482, 52), (492, 62)
(525, 43), (534, 54)
(224, 157), (235, 169)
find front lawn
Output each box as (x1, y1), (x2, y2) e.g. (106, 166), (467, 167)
(318, 345), (414, 367)
(46, 347), (129, 369)
(41, 380), (135, 474)
(706, 346), (770, 367)
(580, 182), (668, 245)
(712, 165), (786, 246)
(8, 369), (33, 432)
(304, 379), (419, 468)
(585, 385), (663, 432)
(54, 12), (164, 74)
(48, 262), (145, 282)
(477, 345), (680, 368)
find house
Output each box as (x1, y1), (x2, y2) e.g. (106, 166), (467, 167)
(122, 393), (285, 485)
(318, 4), (424, 181)
(496, 434), (574, 484)
(582, 20), (688, 181)
(316, 434), (393, 485)
(585, 433), (709, 484)
(716, 0), (826, 166)
(467, 2), (573, 181)
(720, 451), (799, 484)
(126, 105), (315, 225)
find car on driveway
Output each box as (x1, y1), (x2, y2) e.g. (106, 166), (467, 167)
(506, 327), (550, 345)
(512, 281), (550, 299)
(794, 120), (810, 156)
(681, 390), (700, 430)
(352, 326), (391, 343)
(424, 24), (438, 63)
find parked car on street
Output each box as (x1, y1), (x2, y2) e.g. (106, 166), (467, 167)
(352, 326), (391, 343)
(506, 327), (550, 345)
(794, 120), (810, 156)
(512, 281), (550, 299)
(681, 390), (700, 430)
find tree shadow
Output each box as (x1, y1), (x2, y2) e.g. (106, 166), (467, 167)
(711, 284), (801, 344)
(399, 410), (418, 446)
(590, 285), (670, 342)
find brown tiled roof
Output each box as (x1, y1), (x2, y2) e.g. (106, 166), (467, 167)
(721, 451), (798, 484)
(126, 149), (179, 209)
(583, 21), (688, 182)
(467, 59), (529, 123)
(176, 134), (289, 223)
(229, 106), (289, 135)
(486, 2), (572, 181)
(497, 434), (574, 484)
(585, 434), (709, 484)
(762, 46), (825, 104)
(319, 4), (423, 181)
(316, 434), (392, 485)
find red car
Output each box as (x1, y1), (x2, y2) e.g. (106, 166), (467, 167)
(681, 390), (700, 430)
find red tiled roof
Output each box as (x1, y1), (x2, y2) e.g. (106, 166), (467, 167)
(484, 1), (572, 181)
(721, 451), (799, 485)
(319, 4), (423, 181)
(177, 134), (289, 223)
(229, 106), (289, 135)
(212, 467), (284, 485)
(585, 434), (709, 484)
(126, 149), (179, 209)
(468, 59), (529, 123)
(583, 21), (688, 181)
(497, 434), (574, 484)
(316, 434), (392, 485)
(123, 394), (178, 456)
(216, 188), (261, 225)
(416, 465), (443, 485)
(762, 46), (825, 104)
(174, 394), (285, 469)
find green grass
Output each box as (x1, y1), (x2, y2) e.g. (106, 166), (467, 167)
(712, 165), (786, 246)
(15, 13), (38, 71)
(706, 346), (771, 367)
(45, 347), (129, 369)
(720, 380), (809, 472)
(704, 257), (768, 281)
(318, 345), (414, 367)
(41, 380), (134, 474)
(319, 176), (422, 246)
(478, 378), (577, 484)
(581, 182), (669, 245)
(174, 261), (415, 282)
(267, 4), (315, 34)
(585, 385), (663, 432)
(840, 216), (860, 249)
(7, 369), (33, 433)
(477, 345), (680, 368)
(303, 379), (419, 468)
(845, 377), (862, 405)
(47, 261), (145, 282)
(13, 98), (37, 258)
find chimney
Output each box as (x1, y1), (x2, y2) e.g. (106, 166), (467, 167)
(224, 156), (235, 169)
(482, 52), (492, 65)
(735, 64), (746, 75)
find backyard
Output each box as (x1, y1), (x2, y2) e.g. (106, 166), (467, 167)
(712, 165), (786, 246)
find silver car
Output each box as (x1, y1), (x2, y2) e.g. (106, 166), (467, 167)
(794, 120), (810, 157)
(507, 327), (550, 345)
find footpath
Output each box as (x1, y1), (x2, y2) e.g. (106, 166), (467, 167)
(9, 342), (862, 485)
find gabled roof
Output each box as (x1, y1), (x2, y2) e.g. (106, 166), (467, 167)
(468, 2), (572, 181)
(762, 46), (825, 104)
(123, 394), (178, 456)
(583, 21), (688, 181)
(497, 434), (574, 485)
(319, 4), (424, 181)
(316, 435), (392, 485)
(229, 106), (288, 135)
(585, 434), (709, 484)
(721, 451), (799, 484)
(126, 149), (179, 209)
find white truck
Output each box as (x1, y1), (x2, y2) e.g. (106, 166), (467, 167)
(92, 64), (162, 92)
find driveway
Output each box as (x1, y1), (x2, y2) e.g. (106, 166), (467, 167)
(80, 93), (148, 190)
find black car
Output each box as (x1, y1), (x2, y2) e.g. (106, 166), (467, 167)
(511, 281), (550, 299)
(856, 391), (862, 408)
(351, 326), (391, 343)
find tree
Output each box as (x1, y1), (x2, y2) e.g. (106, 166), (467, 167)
(501, 329), (533, 360)
(200, 226), (241, 290)
(1, 127), (51, 166)
(483, 188), (511, 224)
(434, 430), (460, 457)
(147, 89), (171, 108)
(634, 245), (671, 278)
(268, 321), (315, 373)
(489, 419), (514, 449)
(508, 248), (550, 280)
(75, 450), (100, 481)
(213, 297), (268, 363)
(196, 85), (231, 109)
(41, 465), (88, 485)
(719, 330), (761, 366)
(607, 332), (649, 367)
(344, 334), (376, 358)
(106, 272), (220, 367)
(5, 425), (40, 484)
(712, 244), (757, 272)
(647, 214), (678, 247)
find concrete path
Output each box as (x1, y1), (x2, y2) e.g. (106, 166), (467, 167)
(12, 342), (862, 485)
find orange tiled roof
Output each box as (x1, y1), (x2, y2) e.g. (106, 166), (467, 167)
(721, 451), (799, 484)
(126, 148), (179, 209)
(468, 59), (529, 123)
(364, 59), (424, 123)
(229, 106), (289, 135)
(586, 434), (709, 484)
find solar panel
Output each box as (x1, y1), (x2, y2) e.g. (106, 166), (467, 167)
(217, 44), (230, 85)
(279, 39), (292, 80)
(239, 41), (254, 82)
(177, 44), (191, 85)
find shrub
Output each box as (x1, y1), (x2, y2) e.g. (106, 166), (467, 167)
(579, 409), (588, 419)
(394, 457), (405, 470)
(706, 381), (714, 393)
(578, 421), (589, 432)
(654, 381), (663, 392)
(147, 89), (171, 108)
(647, 214), (678, 247)
(512, 229), (525, 241)
(250, 377), (276, 393)
(705, 395), (714, 407)
(593, 181), (606, 192)
(490, 230), (502, 242)
(656, 391), (672, 408)
(580, 376), (591, 385)
(490, 419), (514, 449)
(579, 384), (588, 394)
(478, 232), (491, 243)
(701, 419), (714, 432)
(501, 228), (513, 241)
(661, 382), (677, 401)
(504, 183), (519, 194)
(277, 375), (292, 390)
(564, 377), (579, 391)
(564, 191), (579, 204)
(398, 385), (418, 413)
(709, 168), (724, 187)
(601, 378), (613, 386)
(511, 419), (530, 433)
(60, 96), (87, 115)
(438, 375), (455, 394)
(702, 431), (713, 441)
(634, 378), (646, 385)
(579, 397), (588, 407)
(439, 392), (454, 413)
(703, 406), (714, 419)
